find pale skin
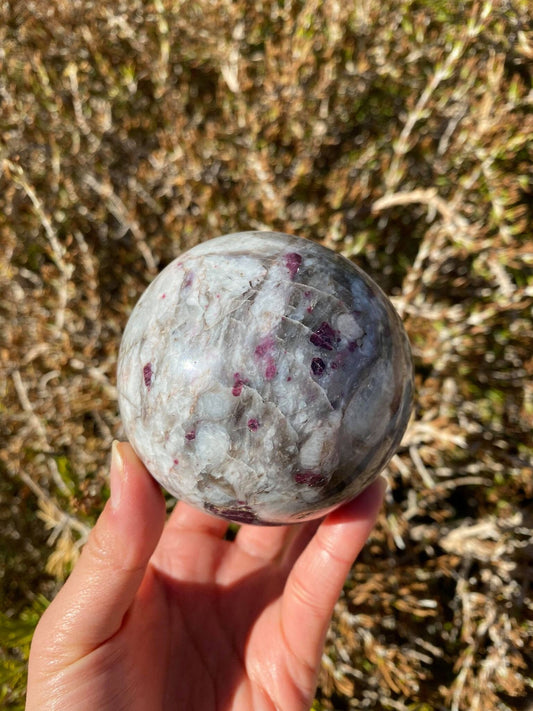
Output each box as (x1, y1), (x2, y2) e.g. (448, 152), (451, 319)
(26, 441), (385, 711)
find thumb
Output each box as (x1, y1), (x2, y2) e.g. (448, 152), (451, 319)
(32, 441), (166, 663)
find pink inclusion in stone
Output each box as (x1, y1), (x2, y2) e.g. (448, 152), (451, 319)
(247, 418), (260, 431)
(294, 471), (328, 487)
(232, 372), (248, 396)
(143, 362), (153, 388)
(265, 359), (277, 380)
(255, 336), (277, 380)
(255, 336), (275, 358)
(311, 357), (325, 376)
(310, 322), (339, 351)
(285, 252), (302, 280)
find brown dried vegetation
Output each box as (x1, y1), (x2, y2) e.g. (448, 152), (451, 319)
(1, 1), (532, 709)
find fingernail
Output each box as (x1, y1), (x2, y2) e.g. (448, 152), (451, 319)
(110, 440), (124, 510)
(378, 474), (390, 493)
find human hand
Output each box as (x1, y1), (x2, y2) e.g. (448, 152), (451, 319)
(27, 441), (385, 711)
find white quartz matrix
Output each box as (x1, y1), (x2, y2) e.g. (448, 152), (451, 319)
(117, 232), (413, 524)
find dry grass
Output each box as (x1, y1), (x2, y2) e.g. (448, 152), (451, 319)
(1, 1), (532, 709)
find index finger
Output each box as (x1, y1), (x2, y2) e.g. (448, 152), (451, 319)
(280, 477), (386, 670)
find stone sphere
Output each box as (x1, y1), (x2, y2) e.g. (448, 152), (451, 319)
(117, 232), (413, 525)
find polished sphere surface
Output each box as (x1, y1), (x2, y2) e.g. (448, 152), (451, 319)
(117, 232), (413, 524)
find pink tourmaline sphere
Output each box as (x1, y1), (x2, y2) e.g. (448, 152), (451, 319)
(117, 232), (413, 525)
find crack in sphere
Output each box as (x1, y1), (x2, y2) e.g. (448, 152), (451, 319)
(117, 231), (413, 525)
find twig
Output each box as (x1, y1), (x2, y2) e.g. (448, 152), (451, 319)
(11, 369), (70, 496)
(3, 158), (73, 330)
(84, 173), (158, 272)
(409, 444), (436, 488)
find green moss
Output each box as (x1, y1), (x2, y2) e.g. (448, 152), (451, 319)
(0, 596), (49, 709)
